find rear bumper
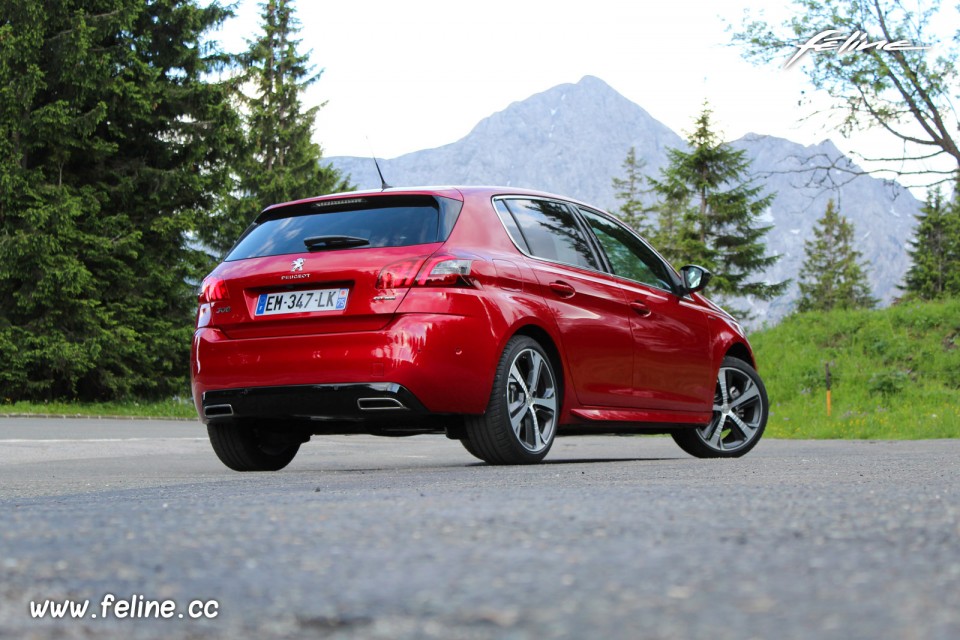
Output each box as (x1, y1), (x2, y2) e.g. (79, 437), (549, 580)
(201, 382), (426, 419)
(199, 382), (443, 433)
(191, 312), (500, 420)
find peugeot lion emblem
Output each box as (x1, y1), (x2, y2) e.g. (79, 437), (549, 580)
(291, 258), (305, 272)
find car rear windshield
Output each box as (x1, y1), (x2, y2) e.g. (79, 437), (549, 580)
(225, 194), (463, 261)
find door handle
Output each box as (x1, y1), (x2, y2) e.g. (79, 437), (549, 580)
(630, 301), (652, 317)
(548, 281), (576, 298)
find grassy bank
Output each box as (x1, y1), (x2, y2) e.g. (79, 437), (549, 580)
(750, 299), (960, 439)
(1, 397), (197, 420)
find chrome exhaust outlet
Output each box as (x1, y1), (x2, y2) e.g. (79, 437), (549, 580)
(357, 398), (407, 411)
(204, 404), (234, 418)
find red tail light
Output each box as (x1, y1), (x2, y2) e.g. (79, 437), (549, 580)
(416, 256), (474, 287)
(199, 276), (228, 303)
(376, 258), (425, 289)
(376, 256), (475, 289)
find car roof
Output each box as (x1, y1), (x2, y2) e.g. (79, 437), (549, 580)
(262, 186), (607, 215)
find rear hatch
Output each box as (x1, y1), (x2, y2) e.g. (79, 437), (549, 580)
(199, 192), (464, 338)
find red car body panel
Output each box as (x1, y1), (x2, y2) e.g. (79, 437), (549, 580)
(191, 186), (755, 433)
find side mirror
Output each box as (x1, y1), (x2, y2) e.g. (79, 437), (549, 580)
(680, 265), (712, 295)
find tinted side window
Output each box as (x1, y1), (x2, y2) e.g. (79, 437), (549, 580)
(495, 198), (599, 270)
(579, 208), (675, 292)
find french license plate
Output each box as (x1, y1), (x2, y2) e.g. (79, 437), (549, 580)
(255, 288), (349, 316)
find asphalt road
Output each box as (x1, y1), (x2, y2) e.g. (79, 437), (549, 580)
(1, 418), (959, 639)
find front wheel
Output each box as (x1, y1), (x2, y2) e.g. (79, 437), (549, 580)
(672, 356), (768, 458)
(207, 423), (301, 471)
(464, 336), (559, 464)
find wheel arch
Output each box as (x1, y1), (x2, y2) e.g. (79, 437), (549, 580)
(724, 341), (756, 369)
(508, 323), (566, 411)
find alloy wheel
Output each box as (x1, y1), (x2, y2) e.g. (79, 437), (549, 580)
(697, 365), (765, 453)
(505, 347), (558, 453)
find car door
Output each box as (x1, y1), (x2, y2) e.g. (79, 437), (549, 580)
(577, 208), (715, 414)
(493, 198), (637, 408)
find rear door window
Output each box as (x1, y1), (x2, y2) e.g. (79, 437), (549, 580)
(226, 195), (461, 261)
(494, 198), (599, 270)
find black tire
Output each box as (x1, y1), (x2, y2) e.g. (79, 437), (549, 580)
(459, 436), (485, 461)
(465, 335), (559, 465)
(672, 356), (768, 458)
(207, 423), (301, 471)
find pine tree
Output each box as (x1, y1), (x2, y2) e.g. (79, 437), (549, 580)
(647, 103), (786, 305)
(201, 0), (350, 255)
(902, 186), (960, 300)
(797, 199), (877, 312)
(611, 147), (650, 233)
(645, 193), (704, 277)
(0, 0), (239, 400)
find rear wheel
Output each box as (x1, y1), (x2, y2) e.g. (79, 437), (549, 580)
(672, 356), (768, 458)
(459, 436), (485, 462)
(464, 335), (559, 464)
(207, 423), (301, 471)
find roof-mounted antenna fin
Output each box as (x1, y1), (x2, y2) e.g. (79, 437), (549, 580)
(366, 136), (391, 190)
(373, 156), (391, 191)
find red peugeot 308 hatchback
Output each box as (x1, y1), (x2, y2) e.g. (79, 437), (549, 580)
(192, 187), (768, 471)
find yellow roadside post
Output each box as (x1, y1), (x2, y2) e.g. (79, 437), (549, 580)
(825, 362), (832, 417)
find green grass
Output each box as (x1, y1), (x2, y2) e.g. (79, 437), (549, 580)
(1, 397), (198, 420)
(750, 298), (960, 439)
